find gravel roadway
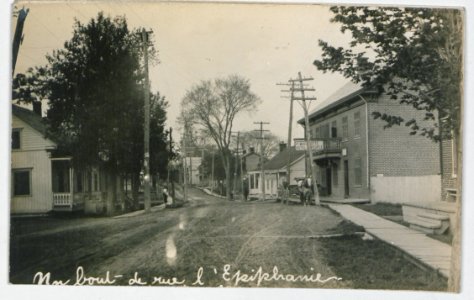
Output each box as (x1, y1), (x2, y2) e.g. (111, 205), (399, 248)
(10, 188), (357, 288)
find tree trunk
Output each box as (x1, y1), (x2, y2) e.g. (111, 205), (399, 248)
(221, 152), (232, 200)
(131, 172), (140, 210)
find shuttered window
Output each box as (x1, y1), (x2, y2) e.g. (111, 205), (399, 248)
(13, 169), (31, 196)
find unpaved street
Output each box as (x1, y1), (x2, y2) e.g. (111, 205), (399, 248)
(10, 188), (349, 288)
(10, 188), (445, 290)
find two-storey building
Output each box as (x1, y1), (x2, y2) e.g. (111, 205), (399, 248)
(298, 82), (442, 204)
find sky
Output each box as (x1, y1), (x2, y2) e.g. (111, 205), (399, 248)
(12, 1), (352, 144)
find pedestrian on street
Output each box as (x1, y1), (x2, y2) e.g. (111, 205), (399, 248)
(303, 177), (312, 206)
(243, 177), (249, 201)
(297, 178), (304, 204)
(163, 187), (168, 204)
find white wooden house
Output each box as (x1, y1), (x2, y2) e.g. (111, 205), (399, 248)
(248, 146), (305, 199)
(11, 105), (109, 215)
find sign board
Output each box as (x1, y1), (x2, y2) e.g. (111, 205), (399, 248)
(294, 139), (324, 151)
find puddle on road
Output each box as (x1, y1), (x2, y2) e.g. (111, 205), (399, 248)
(165, 234), (178, 266)
(178, 214), (187, 230)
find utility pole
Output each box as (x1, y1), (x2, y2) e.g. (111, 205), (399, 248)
(277, 81), (297, 189)
(288, 72), (320, 205)
(240, 141), (245, 201)
(140, 28), (153, 213)
(12, 7), (29, 75)
(182, 132), (188, 203)
(169, 127), (175, 199)
(254, 121), (270, 201)
(211, 150), (215, 191)
(232, 131), (240, 200)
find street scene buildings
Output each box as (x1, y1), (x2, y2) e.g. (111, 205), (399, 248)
(6, 1), (465, 296)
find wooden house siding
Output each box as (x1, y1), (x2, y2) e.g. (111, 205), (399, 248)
(11, 115), (56, 214)
(11, 149), (54, 214)
(11, 116), (55, 151)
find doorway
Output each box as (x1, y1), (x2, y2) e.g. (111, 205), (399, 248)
(325, 167), (332, 195)
(344, 160), (349, 197)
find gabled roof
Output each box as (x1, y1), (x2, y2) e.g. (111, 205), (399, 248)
(12, 104), (48, 136)
(262, 146), (305, 171)
(297, 81), (374, 124)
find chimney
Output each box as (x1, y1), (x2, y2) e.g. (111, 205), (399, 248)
(279, 142), (287, 152)
(249, 147), (255, 153)
(32, 101), (42, 117)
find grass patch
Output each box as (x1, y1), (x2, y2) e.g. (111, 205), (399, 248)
(354, 203), (402, 216)
(320, 235), (447, 291)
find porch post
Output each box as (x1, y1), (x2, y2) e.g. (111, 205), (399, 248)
(69, 166), (74, 209)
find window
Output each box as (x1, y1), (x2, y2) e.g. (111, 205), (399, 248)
(333, 165), (339, 186)
(12, 129), (21, 149)
(354, 111), (361, 137)
(354, 158), (362, 186)
(250, 174), (255, 189)
(315, 127), (320, 138)
(13, 169), (31, 196)
(93, 172), (99, 192)
(342, 116), (348, 140)
(331, 121), (337, 138)
(75, 171), (83, 193)
(321, 124), (330, 139)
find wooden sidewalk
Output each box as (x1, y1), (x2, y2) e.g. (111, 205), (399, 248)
(328, 204), (452, 278)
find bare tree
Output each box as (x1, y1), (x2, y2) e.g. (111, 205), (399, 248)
(180, 74), (261, 200)
(239, 131), (281, 160)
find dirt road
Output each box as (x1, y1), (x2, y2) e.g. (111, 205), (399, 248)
(10, 188), (350, 288)
(10, 188), (446, 290)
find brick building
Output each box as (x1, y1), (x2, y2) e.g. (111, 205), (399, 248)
(298, 82), (442, 204)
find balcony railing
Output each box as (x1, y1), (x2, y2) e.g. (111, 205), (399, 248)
(310, 138), (342, 156)
(53, 193), (72, 207)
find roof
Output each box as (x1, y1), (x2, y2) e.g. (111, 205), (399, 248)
(297, 81), (372, 124)
(12, 104), (48, 135)
(262, 146), (305, 171)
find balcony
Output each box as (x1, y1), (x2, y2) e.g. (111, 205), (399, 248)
(310, 138), (342, 160)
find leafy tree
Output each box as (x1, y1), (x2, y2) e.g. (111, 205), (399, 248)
(314, 7), (462, 141)
(180, 75), (261, 200)
(12, 13), (169, 211)
(314, 7), (463, 291)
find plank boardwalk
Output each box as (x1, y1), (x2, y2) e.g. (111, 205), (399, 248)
(328, 204), (452, 278)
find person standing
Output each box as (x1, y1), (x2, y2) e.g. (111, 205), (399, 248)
(243, 177), (249, 201)
(297, 178), (304, 205)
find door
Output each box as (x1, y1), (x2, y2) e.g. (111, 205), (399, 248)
(326, 167), (332, 195)
(344, 160), (349, 197)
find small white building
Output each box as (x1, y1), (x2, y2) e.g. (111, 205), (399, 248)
(248, 146), (306, 199)
(184, 156), (202, 185)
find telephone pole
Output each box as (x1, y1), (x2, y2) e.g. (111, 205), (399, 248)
(12, 7), (29, 75)
(254, 121), (270, 201)
(288, 72), (320, 205)
(169, 127), (175, 199)
(182, 132), (188, 203)
(140, 28), (153, 212)
(277, 81), (297, 189)
(232, 131), (241, 200)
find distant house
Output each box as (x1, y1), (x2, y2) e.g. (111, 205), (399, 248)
(11, 104), (112, 215)
(184, 156), (202, 185)
(247, 145), (305, 199)
(297, 82), (442, 204)
(241, 147), (261, 175)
